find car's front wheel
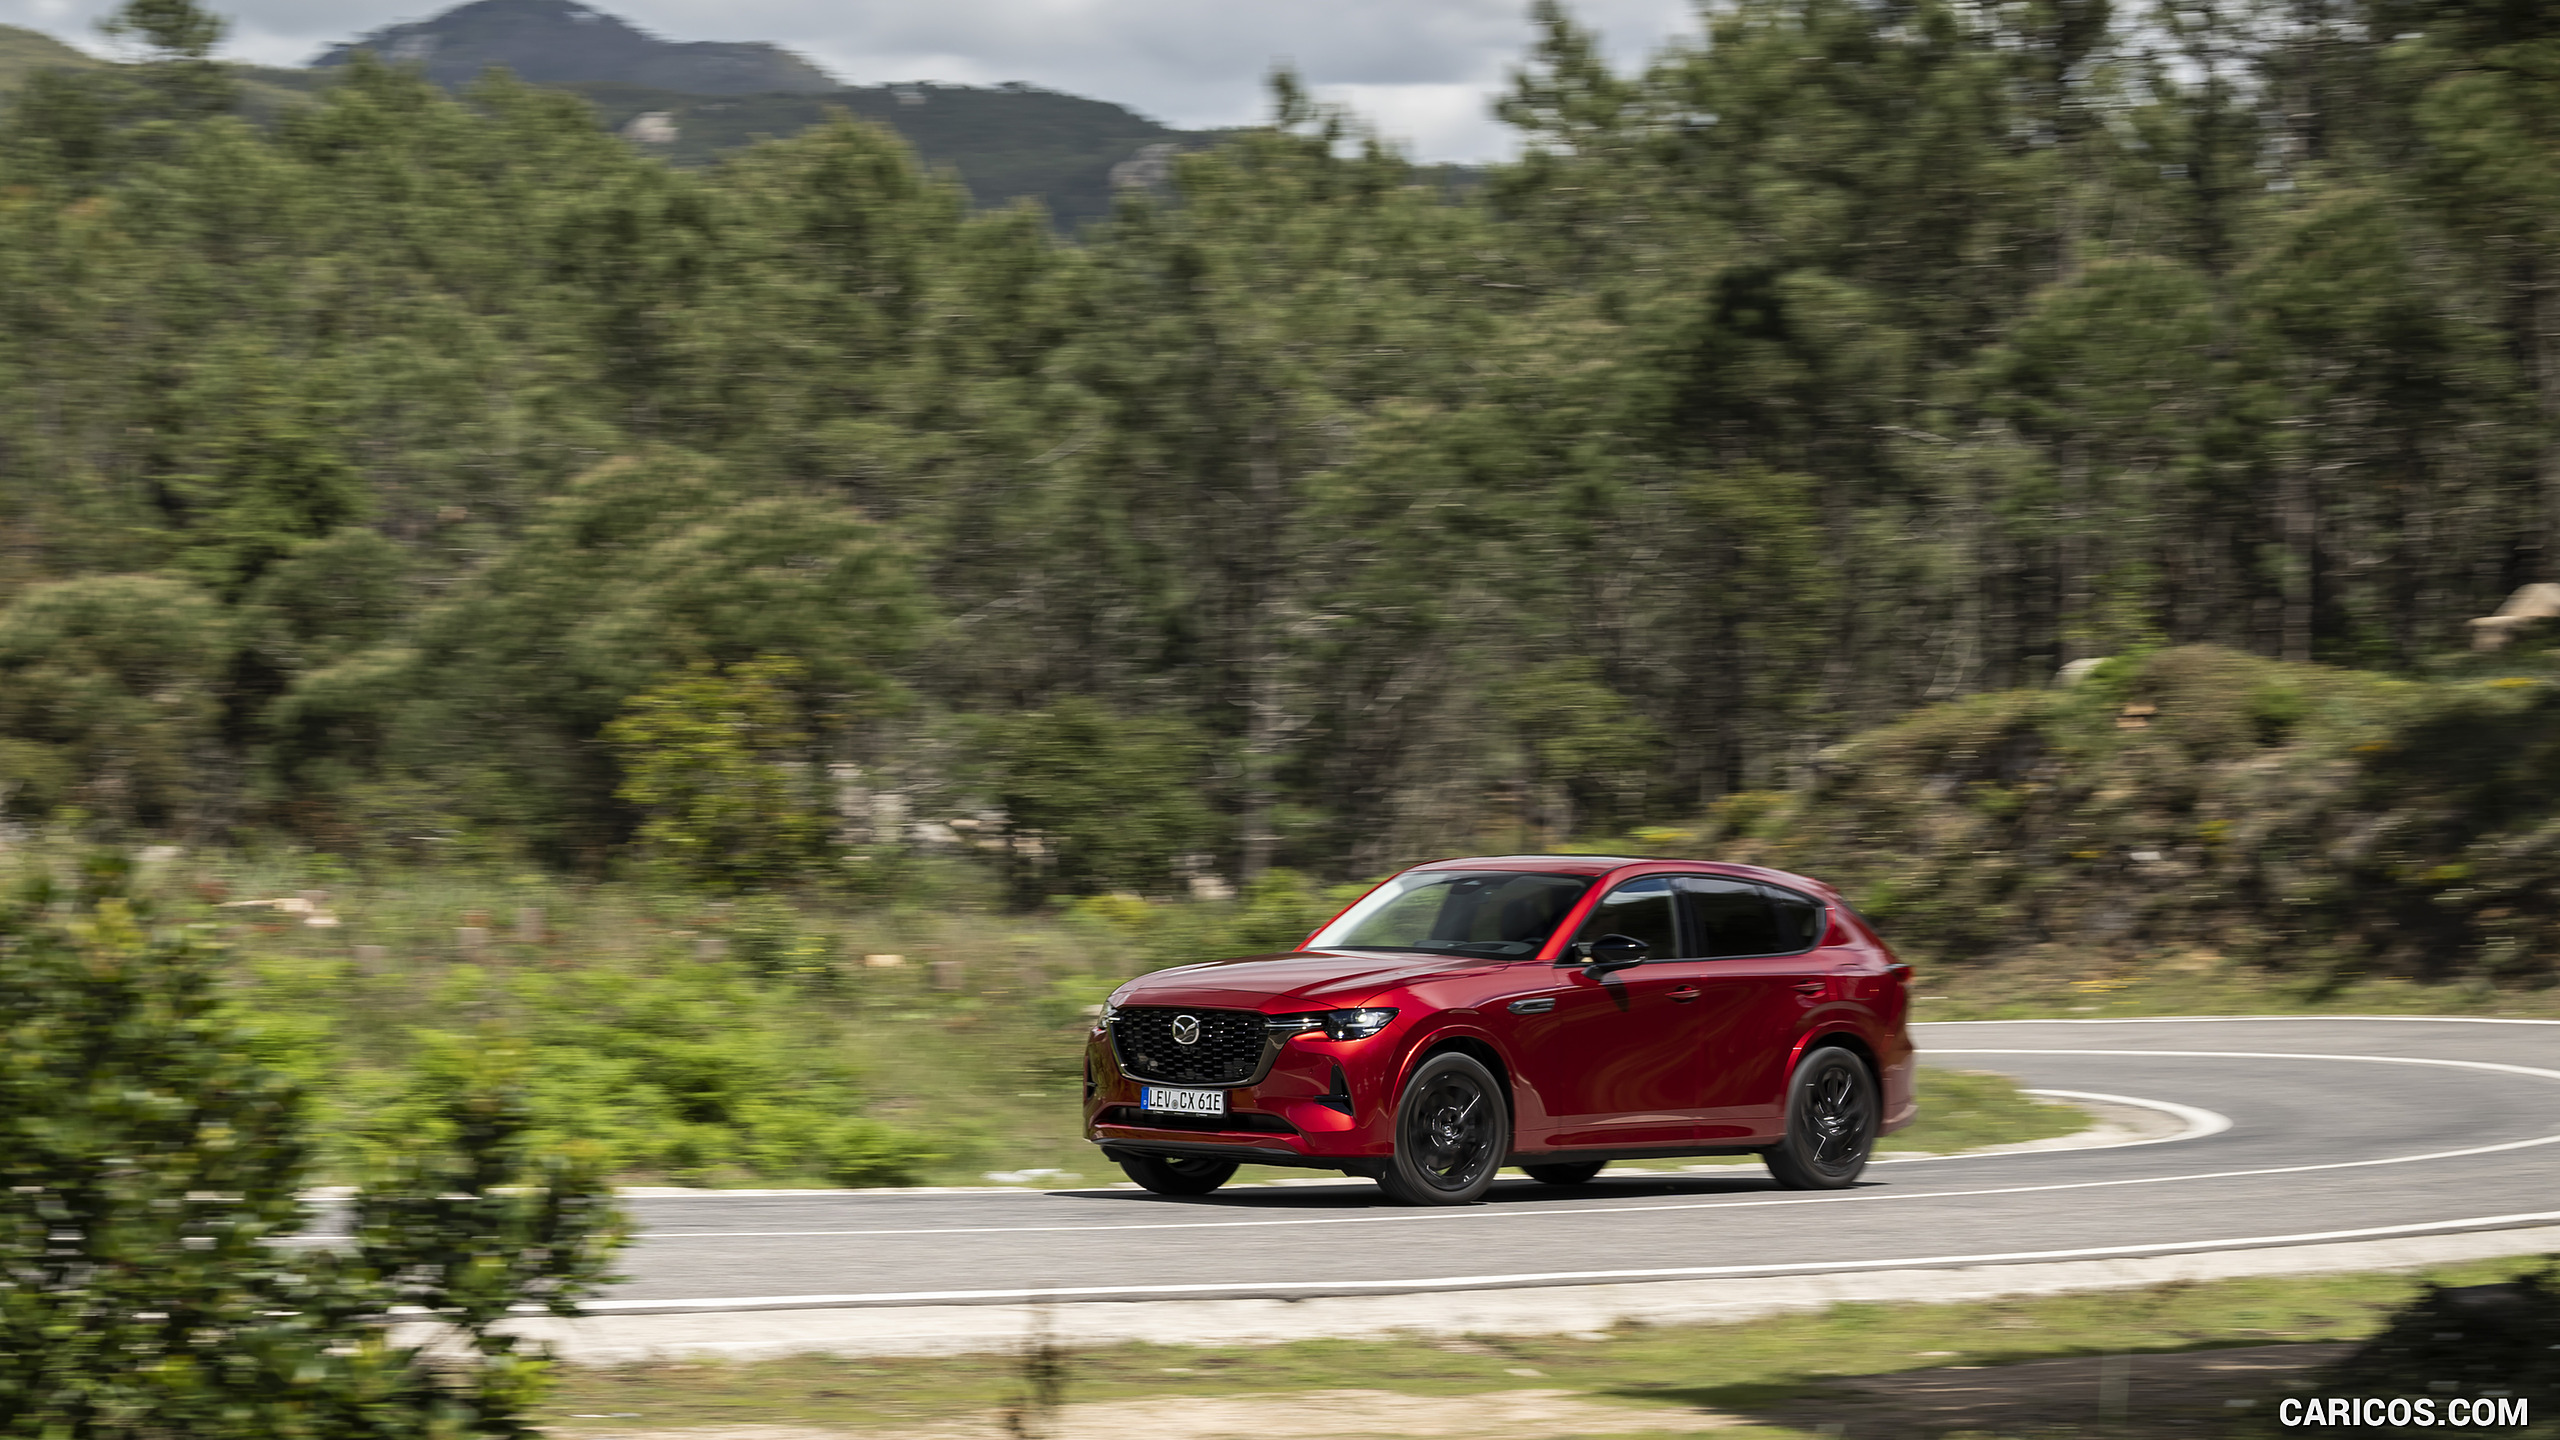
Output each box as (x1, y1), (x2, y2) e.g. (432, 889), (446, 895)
(1118, 1153), (1238, 1196)
(1763, 1046), (1878, 1190)
(1377, 1051), (1510, 1206)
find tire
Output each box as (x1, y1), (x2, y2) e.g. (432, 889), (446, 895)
(1763, 1046), (1879, 1190)
(1118, 1153), (1239, 1196)
(1521, 1160), (1607, 1186)
(1376, 1052), (1510, 1206)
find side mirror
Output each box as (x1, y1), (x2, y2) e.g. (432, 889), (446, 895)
(1583, 934), (1649, 973)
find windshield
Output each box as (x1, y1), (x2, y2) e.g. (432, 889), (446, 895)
(1309, 871), (1594, 957)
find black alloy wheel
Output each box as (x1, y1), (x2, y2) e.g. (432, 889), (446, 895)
(1119, 1153), (1239, 1196)
(1764, 1046), (1878, 1190)
(1521, 1160), (1607, 1186)
(1378, 1052), (1510, 1206)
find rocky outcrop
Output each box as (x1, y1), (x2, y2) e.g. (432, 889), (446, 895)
(2467, 582), (2560, 651)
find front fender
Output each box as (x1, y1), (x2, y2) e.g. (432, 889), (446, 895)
(1387, 1016), (1532, 1133)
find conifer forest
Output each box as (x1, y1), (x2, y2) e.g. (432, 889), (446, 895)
(3, 0), (2557, 912)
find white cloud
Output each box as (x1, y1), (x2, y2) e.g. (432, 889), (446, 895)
(0, 0), (1700, 162)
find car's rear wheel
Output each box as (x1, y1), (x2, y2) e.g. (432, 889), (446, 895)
(1521, 1160), (1606, 1186)
(1763, 1046), (1878, 1190)
(1118, 1153), (1238, 1196)
(1377, 1052), (1509, 1206)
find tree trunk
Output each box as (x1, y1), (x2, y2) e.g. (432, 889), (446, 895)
(2281, 455), (2315, 665)
(2536, 259), (2560, 581)
(1237, 415), (1284, 882)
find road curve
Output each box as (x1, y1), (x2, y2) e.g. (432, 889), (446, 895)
(600, 1017), (2560, 1311)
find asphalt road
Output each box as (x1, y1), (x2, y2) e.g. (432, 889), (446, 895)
(600, 1017), (2560, 1310)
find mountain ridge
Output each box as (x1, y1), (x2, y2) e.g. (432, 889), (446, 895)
(314, 0), (837, 96)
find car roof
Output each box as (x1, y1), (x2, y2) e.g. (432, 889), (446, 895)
(1407, 854), (1646, 876)
(1406, 853), (1833, 894)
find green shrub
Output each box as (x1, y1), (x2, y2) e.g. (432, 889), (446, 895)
(0, 575), (228, 829)
(971, 698), (1221, 905)
(0, 855), (625, 1437)
(606, 656), (833, 890)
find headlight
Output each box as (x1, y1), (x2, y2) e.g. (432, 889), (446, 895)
(1267, 1008), (1399, 1040)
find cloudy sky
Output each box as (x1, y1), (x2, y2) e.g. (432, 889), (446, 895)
(3, 0), (1701, 161)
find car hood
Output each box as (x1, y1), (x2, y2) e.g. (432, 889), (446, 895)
(1115, 949), (1498, 1010)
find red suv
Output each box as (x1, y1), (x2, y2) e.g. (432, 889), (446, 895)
(1084, 855), (1915, 1205)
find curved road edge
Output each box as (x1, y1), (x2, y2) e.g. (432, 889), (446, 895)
(469, 1222), (2560, 1364)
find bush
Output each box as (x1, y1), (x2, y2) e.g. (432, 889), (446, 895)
(0, 855), (625, 1438)
(2312, 1265), (2560, 1416)
(0, 575), (228, 829)
(973, 698), (1220, 904)
(606, 656), (833, 890)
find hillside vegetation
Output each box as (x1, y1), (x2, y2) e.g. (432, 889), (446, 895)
(0, 10), (1217, 228)
(3, 0), (2559, 984)
(1684, 645), (2560, 991)
(0, 24), (101, 92)
(560, 80), (1221, 228)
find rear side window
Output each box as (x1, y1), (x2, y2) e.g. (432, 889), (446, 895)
(1677, 876), (1783, 957)
(1763, 885), (1825, 951)
(1670, 877), (1824, 957)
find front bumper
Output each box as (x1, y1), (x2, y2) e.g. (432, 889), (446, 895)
(1082, 1024), (1394, 1166)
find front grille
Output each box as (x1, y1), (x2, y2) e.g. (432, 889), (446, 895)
(1111, 1007), (1267, 1084)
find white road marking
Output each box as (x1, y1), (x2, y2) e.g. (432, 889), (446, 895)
(1921, 1015), (2560, 1026)
(2020, 1088), (2233, 1141)
(1927, 1047), (2560, 1084)
(588, 1209), (2560, 1311)
(1869, 1087), (2232, 1164)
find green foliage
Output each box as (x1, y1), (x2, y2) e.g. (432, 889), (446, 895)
(0, 855), (624, 1437)
(1492, 658), (1663, 834)
(974, 698), (1219, 904)
(1708, 646), (2560, 984)
(0, 576), (226, 828)
(396, 455), (922, 859)
(607, 656), (832, 890)
(0, 0), (2553, 988)
(98, 0), (234, 118)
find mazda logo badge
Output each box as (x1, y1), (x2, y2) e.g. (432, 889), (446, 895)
(1171, 1014), (1201, 1046)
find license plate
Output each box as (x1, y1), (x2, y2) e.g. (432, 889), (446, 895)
(1141, 1086), (1226, 1116)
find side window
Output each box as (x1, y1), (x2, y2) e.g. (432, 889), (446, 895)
(1677, 876), (1784, 957)
(1574, 877), (1678, 959)
(1763, 885), (1825, 953)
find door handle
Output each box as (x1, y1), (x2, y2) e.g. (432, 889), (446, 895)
(1792, 981), (1827, 997)
(1667, 986), (1701, 1003)
(1507, 997), (1556, 1015)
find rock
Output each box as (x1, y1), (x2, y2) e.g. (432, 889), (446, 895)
(1110, 142), (1179, 193)
(621, 111), (678, 145)
(2466, 582), (2560, 650)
